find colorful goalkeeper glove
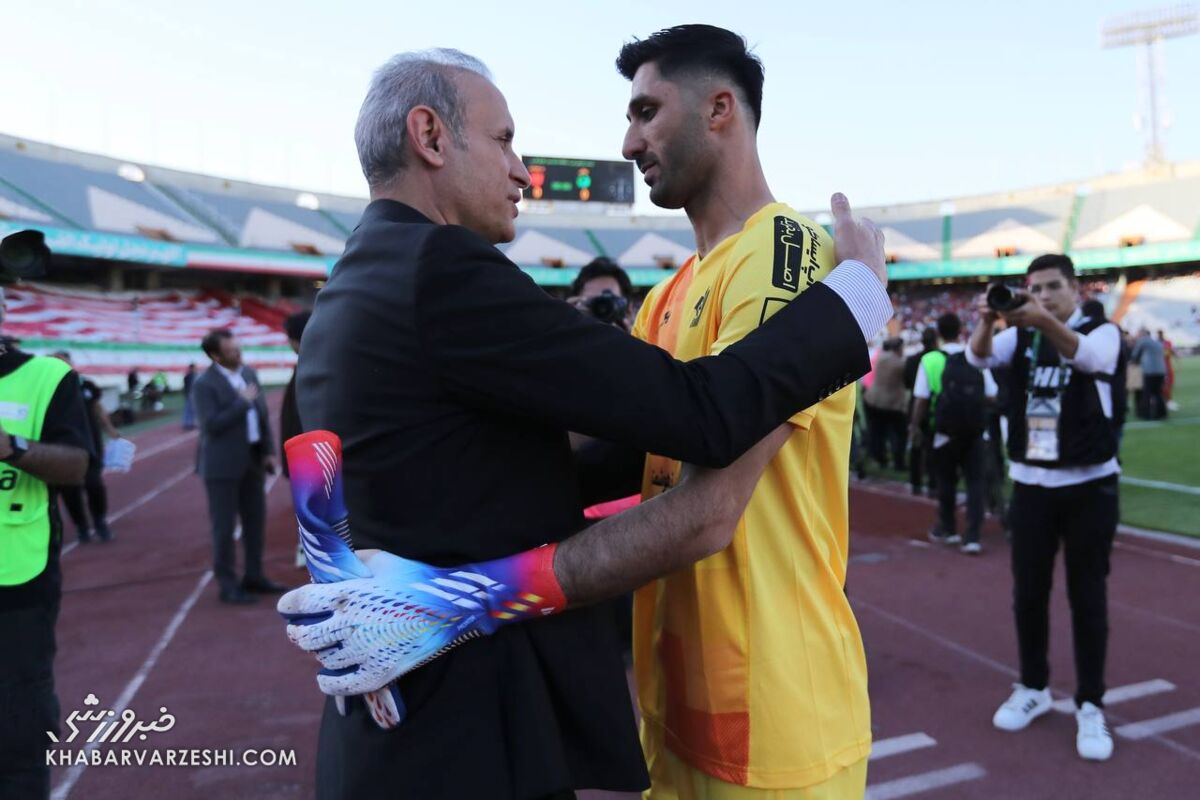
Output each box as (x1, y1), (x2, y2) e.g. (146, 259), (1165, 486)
(279, 431), (567, 705)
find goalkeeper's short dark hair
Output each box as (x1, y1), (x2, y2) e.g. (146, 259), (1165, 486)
(616, 25), (765, 129)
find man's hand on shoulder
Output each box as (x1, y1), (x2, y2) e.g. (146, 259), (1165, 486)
(831, 193), (887, 288)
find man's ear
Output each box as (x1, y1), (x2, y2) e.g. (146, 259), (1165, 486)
(708, 88), (736, 131)
(407, 106), (448, 168)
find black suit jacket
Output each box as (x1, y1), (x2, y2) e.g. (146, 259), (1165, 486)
(192, 364), (273, 480)
(296, 200), (870, 799)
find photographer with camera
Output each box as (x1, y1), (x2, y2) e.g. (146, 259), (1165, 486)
(969, 254), (1126, 762)
(567, 256), (633, 330)
(0, 231), (93, 799)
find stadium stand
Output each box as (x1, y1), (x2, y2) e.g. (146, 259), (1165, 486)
(2, 284), (296, 388)
(4, 133), (1198, 280)
(1114, 272), (1200, 348)
(2, 131), (1198, 364)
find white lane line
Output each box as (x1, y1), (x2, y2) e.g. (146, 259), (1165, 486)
(855, 476), (1200, 549)
(130, 430), (197, 464)
(853, 599), (1019, 678)
(1120, 476), (1200, 496)
(1119, 525), (1200, 551)
(1053, 679), (1176, 713)
(50, 571), (213, 800)
(1116, 707), (1200, 740)
(1115, 541), (1200, 568)
(854, 599), (1200, 762)
(51, 472), (283, 798)
(1123, 417), (1200, 430)
(61, 467), (195, 558)
(865, 763), (986, 800)
(870, 732), (937, 761)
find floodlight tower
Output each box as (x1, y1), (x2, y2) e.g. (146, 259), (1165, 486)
(1101, 4), (1198, 164)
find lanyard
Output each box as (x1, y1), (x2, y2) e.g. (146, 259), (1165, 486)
(1025, 330), (1043, 392)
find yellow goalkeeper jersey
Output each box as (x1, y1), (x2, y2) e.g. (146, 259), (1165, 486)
(631, 202), (871, 788)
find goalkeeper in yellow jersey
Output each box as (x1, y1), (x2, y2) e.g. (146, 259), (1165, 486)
(617, 25), (878, 798)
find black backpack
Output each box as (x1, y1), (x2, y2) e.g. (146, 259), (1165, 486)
(934, 352), (988, 437)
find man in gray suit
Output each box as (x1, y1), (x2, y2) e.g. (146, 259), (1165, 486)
(193, 329), (287, 604)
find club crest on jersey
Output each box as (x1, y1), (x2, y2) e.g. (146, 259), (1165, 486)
(773, 216), (821, 293)
(690, 288), (710, 328)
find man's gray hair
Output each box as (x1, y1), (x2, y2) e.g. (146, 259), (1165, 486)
(354, 49), (493, 190)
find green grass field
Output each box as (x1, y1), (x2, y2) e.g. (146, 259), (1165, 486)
(1117, 355), (1200, 537)
(859, 355), (1200, 538)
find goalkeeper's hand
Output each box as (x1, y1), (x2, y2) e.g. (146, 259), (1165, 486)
(277, 543), (565, 697)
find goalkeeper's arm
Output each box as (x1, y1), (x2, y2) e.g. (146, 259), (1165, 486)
(552, 423), (789, 606)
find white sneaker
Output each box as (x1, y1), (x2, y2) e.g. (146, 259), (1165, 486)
(961, 542), (982, 555)
(993, 684), (1053, 731)
(1076, 702), (1114, 761)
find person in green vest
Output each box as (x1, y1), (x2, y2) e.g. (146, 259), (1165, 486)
(0, 284), (93, 800)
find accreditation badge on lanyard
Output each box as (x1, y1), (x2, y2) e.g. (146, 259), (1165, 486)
(1024, 331), (1062, 462)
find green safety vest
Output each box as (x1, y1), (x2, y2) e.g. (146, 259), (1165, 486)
(0, 355), (71, 586)
(920, 350), (948, 411)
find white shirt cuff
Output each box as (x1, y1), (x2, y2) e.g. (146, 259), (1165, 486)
(823, 260), (893, 342)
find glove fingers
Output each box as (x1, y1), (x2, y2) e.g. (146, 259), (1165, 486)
(277, 583), (346, 617)
(313, 642), (359, 671)
(365, 686), (406, 729)
(287, 618), (349, 653)
(317, 664), (384, 696)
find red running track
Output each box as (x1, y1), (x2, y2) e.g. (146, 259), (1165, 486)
(45, 412), (1200, 799)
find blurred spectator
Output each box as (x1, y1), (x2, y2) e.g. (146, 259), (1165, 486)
(1158, 330), (1178, 411)
(863, 337), (907, 470)
(910, 313), (996, 554)
(182, 363), (198, 430)
(1130, 329), (1167, 420)
(904, 327), (940, 496)
(51, 351), (125, 543)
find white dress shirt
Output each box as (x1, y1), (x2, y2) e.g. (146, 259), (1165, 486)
(965, 308), (1121, 488)
(215, 363), (261, 445)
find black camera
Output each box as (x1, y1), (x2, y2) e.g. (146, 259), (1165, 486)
(986, 282), (1027, 312)
(0, 229), (50, 282)
(585, 290), (629, 326)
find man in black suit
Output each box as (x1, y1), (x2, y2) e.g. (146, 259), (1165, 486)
(292, 49), (891, 799)
(193, 329), (286, 605)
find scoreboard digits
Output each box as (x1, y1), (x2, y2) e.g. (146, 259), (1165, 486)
(522, 156), (634, 205)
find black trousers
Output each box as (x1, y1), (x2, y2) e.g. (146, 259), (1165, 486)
(60, 463), (108, 535)
(1139, 375), (1167, 420)
(204, 458), (267, 594)
(1009, 475), (1119, 707)
(0, 597), (60, 800)
(909, 427), (935, 494)
(932, 434), (987, 541)
(865, 404), (907, 470)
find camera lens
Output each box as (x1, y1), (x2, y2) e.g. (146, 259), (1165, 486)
(585, 291), (628, 325)
(986, 283), (1026, 312)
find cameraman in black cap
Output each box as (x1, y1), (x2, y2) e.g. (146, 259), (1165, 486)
(567, 257), (633, 331)
(968, 254), (1125, 763)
